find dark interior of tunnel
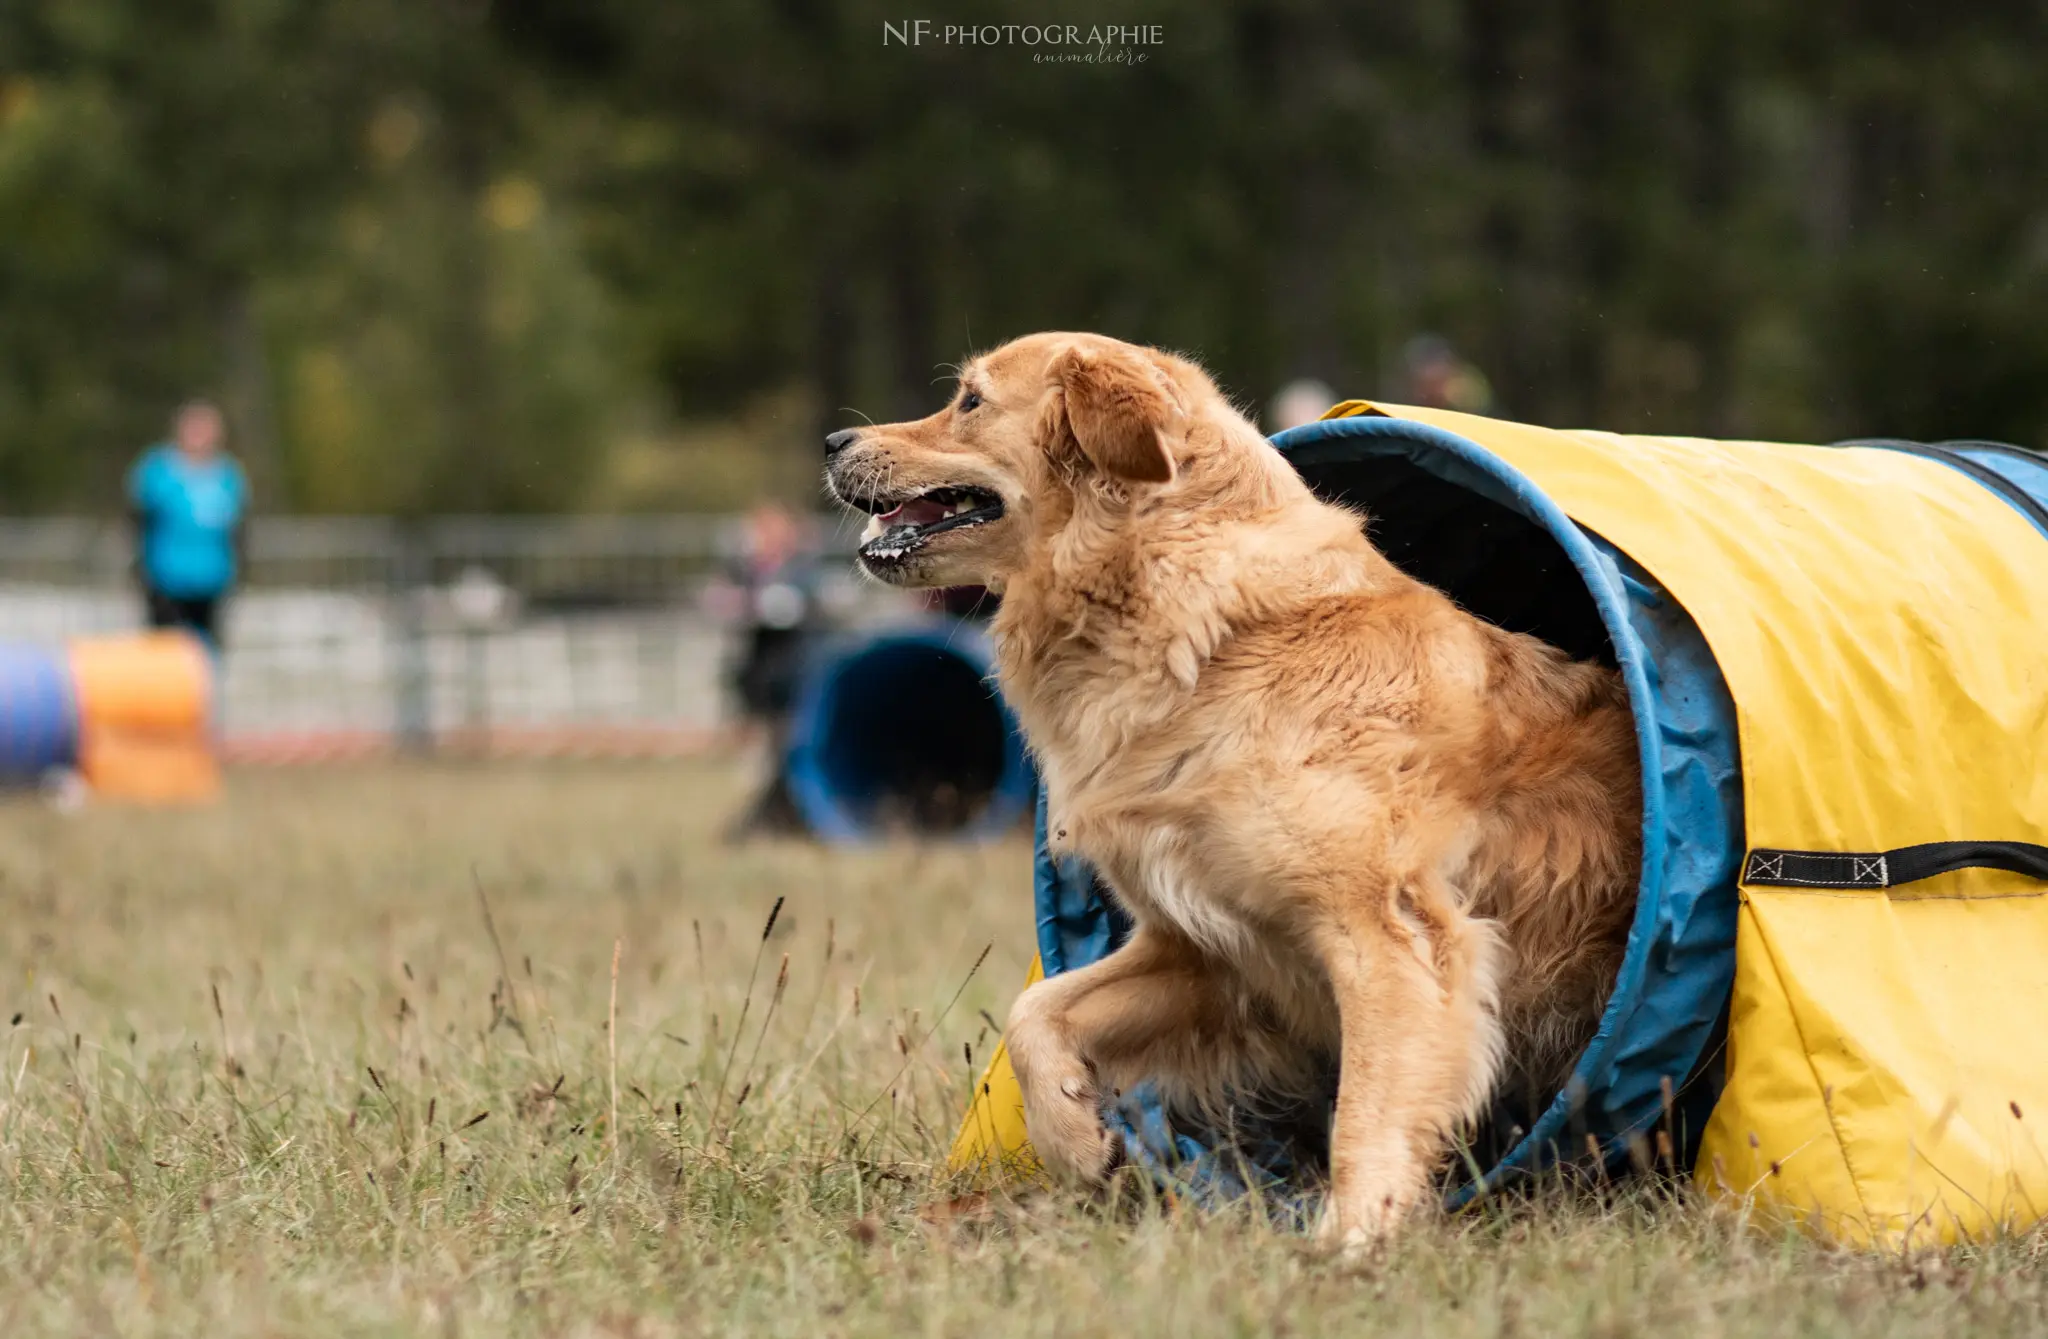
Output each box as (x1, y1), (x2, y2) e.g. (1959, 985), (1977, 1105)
(811, 641), (1010, 833)
(1293, 454), (1620, 674)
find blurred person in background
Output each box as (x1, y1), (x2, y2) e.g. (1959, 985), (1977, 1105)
(1269, 378), (1337, 432)
(1402, 335), (1494, 415)
(706, 501), (828, 838)
(127, 399), (248, 651)
(710, 501), (825, 733)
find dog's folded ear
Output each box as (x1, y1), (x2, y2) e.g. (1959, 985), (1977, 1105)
(1042, 344), (1179, 484)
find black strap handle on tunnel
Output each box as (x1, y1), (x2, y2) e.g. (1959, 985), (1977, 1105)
(1761, 441), (2048, 892)
(1743, 842), (2048, 890)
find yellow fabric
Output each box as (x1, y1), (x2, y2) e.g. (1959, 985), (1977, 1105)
(1321, 401), (2048, 1243)
(948, 954), (1044, 1181)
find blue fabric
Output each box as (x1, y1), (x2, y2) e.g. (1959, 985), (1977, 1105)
(1945, 443), (2048, 537)
(1547, 542), (1740, 1185)
(1108, 1080), (1322, 1229)
(1034, 784), (1131, 977)
(128, 446), (247, 599)
(0, 643), (78, 780)
(1030, 416), (1747, 1214)
(785, 618), (1036, 843)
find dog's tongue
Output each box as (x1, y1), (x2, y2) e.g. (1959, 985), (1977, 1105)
(879, 497), (950, 528)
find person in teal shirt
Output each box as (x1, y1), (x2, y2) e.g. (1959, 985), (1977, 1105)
(127, 400), (248, 648)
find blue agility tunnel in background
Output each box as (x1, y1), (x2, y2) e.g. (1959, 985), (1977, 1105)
(0, 643), (78, 784)
(785, 618), (1034, 843)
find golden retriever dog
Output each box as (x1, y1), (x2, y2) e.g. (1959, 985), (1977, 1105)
(823, 332), (1640, 1245)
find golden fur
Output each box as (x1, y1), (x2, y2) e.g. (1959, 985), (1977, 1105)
(825, 332), (1641, 1245)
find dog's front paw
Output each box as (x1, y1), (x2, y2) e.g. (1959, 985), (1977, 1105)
(1021, 1062), (1122, 1186)
(1314, 1203), (1386, 1261)
(1316, 1154), (1425, 1256)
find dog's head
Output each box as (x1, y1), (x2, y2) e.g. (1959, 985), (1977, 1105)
(825, 332), (1265, 589)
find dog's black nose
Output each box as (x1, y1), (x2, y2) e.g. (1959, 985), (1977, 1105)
(824, 428), (861, 458)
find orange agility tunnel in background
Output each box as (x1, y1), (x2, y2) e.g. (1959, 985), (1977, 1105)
(66, 632), (220, 803)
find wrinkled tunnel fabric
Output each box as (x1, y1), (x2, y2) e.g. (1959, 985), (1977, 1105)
(784, 619), (1035, 842)
(995, 413), (2048, 1238)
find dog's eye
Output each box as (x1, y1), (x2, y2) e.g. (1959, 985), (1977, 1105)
(957, 389), (982, 413)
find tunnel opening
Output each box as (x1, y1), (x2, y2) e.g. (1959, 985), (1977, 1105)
(1030, 416), (1747, 1206)
(1292, 451), (1619, 673)
(1289, 448), (1628, 1166)
(785, 623), (1033, 841)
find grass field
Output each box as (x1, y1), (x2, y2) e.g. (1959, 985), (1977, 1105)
(2, 762), (2044, 1337)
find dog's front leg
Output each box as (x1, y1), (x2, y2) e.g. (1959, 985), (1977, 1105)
(1005, 925), (1226, 1187)
(1312, 870), (1505, 1248)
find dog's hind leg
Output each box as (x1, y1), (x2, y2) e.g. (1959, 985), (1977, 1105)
(1005, 925), (1247, 1187)
(1312, 868), (1505, 1248)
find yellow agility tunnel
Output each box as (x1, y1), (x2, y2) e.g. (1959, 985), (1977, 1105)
(954, 404), (2048, 1247)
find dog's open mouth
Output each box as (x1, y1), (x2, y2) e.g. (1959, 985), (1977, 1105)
(853, 486), (1005, 565)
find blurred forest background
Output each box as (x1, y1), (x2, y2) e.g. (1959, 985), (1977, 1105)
(3, 0), (2045, 515)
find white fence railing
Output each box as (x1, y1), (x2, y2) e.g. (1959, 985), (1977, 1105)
(0, 515), (879, 757)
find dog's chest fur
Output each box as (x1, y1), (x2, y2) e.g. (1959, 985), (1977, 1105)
(1062, 814), (1251, 961)
(1041, 742), (1339, 1042)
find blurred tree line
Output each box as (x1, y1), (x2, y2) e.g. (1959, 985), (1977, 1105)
(2, 0), (2044, 514)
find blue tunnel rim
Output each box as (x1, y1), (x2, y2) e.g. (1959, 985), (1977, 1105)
(1266, 415), (1674, 1198)
(784, 616), (1036, 844)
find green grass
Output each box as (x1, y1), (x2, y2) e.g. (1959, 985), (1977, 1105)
(1, 761), (2042, 1337)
